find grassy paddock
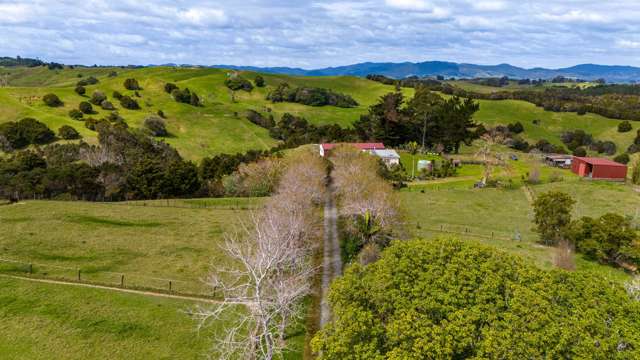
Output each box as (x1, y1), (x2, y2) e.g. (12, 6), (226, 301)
(0, 199), (259, 294)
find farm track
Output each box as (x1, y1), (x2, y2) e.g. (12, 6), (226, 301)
(320, 191), (341, 327)
(0, 274), (220, 303)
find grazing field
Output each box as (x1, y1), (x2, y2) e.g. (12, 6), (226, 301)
(0, 198), (263, 294)
(0, 276), (217, 360)
(400, 160), (639, 283)
(0, 66), (408, 159)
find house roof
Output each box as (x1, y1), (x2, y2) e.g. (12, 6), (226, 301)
(371, 149), (400, 159)
(574, 157), (627, 167)
(320, 143), (385, 151)
(545, 154), (573, 160)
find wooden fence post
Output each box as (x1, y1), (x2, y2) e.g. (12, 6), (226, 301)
(169, 281), (172, 292)
(28, 264), (33, 274)
(77, 269), (81, 281)
(121, 274), (125, 287)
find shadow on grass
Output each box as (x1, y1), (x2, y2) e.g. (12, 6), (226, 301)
(65, 215), (162, 228)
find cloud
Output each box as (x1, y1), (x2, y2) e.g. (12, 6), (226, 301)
(0, 0), (639, 68)
(177, 7), (227, 26)
(385, 0), (430, 11)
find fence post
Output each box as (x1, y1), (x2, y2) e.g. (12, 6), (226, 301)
(77, 269), (81, 281)
(121, 274), (125, 287)
(28, 264), (33, 274)
(169, 281), (172, 292)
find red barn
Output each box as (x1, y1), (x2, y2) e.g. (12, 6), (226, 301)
(571, 157), (627, 181)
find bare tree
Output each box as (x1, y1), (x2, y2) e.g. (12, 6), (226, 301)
(553, 239), (576, 271)
(475, 133), (504, 185)
(194, 151), (327, 359)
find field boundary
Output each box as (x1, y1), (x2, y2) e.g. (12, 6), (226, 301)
(0, 274), (220, 303)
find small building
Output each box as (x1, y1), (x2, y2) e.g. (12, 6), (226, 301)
(318, 143), (385, 157)
(544, 154), (573, 168)
(371, 149), (401, 166)
(571, 157), (627, 181)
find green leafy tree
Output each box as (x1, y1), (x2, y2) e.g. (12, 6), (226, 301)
(568, 213), (640, 267)
(532, 191), (575, 246)
(42, 93), (62, 107)
(123, 78), (140, 90)
(254, 75), (265, 87)
(74, 85), (86, 96)
(164, 82), (178, 94)
(619, 120), (633, 133)
(313, 239), (640, 359)
(68, 109), (83, 120)
(119, 95), (140, 110)
(143, 116), (168, 137)
(58, 125), (80, 140)
(614, 153), (630, 164)
(90, 90), (107, 105)
(78, 101), (93, 114)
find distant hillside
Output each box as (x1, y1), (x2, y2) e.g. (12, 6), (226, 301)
(217, 61), (640, 83)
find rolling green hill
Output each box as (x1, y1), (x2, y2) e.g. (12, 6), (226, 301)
(1, 66), (637, 160)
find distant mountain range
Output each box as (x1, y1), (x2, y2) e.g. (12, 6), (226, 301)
(213, 61), (640, 83)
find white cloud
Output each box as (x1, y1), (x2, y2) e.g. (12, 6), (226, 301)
(539, 10), (607, 23)
(0, 3), (39, 23)
(385, 0), (430, 11)
(616, 40), (640, 49)
(177, 7), (227, 26)
(471, 1), (508, 11)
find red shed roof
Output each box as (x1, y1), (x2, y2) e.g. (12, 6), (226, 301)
(574, 157), (627, 167)
(320, 143), (385, 151)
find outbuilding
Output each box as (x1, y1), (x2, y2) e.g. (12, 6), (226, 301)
(571, 157), (627, 181)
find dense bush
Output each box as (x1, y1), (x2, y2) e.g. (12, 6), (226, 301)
(312, 239), (640, 359)
(170, 88), (200, 106)
(561, 129), (593, 151)
(100, 100), (115, 110)
(58, 125), (80, 140)
(76, 76), (98, 86)
(614, 153), (631, 164)
(568, 213), (640, 267)
(90, 91), (107, 105)
(143, 116), (168, 137)
(164, 82), (178, 94)
(112, 91), (123, 100)
(74, 85), (86, 96)
(254, 75), (265, 87)
(108, 71), (118, 77)
(84, 118), (109, 131)
(619, 120), (633, 132)
(78, 101), (93, 114)
(267, 83), (358, 108)
(590, 140), (617, 155)
(0, 118), (55, 149)
(123, 78), (141, 90)
(42, 93), (63, 107)
(68, 109), (83, 120)
(246, 110), (275, 129)
(157, 110), (165, 118)
(224, 76), (254, 92)
(119, 95), (140, 110)
(573, 146), (587, 157)
(507, 121), (524, 134)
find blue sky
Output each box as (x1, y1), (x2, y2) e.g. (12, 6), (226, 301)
(1, 0), (640, 68)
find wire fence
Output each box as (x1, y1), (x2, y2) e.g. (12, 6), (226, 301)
(0, 257), (217, 298)
(413, 222), (535, 243)
(105, 198), (263, 211)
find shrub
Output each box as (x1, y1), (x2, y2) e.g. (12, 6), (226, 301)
(74, 85), (86, 96)
(58, 125), (80, 140)
(533, 191), (575, 246)
(225, 76), (254, 92)
(143, 116), (168, 137)
(267, 83), (358, 107)
(246, 109), (275, 129)
(84, 118), (109, 131)
(171, 88), (200, 106)
(76, 76), (98, 86)
(68, 109), (83, 120)
(108, 71), (118, 77)
(112, 91), (123, 100)
(254, 75), (265, 87)
(549, 171), (564, 183)
(105, 112), (127, 127)
(119, 95), (140, 110)
(0, 118), (55, 148)
(78, 101), (93, 114)
(164, 83), (178, 94)
(100, 100), (115, 110)
(157, 110), (165, 118)
(90, 91), (107, 105)
(507, 121), (524, 134)
(614, 153), (630, 164)
(619, 120), (633, 133)
(43, 93), (63, 107)
(591, 140), (617, 155)
(572, 146), (587, 157)
(123, 78), (140, 90)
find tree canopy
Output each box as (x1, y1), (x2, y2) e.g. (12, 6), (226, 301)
(313, 238), (640, 359)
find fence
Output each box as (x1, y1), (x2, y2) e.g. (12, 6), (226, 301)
(0, 257), (216, 298)
(106, 198), (263, 211)
(413, 222), (534, 243)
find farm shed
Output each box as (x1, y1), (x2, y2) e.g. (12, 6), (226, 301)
(371, 149), (401, 166)
(544, 154), (573, 168)
(319, 143), (385, 157)
(571, 157), (627, 181)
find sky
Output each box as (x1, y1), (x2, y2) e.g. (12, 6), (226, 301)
(1, 0), (640, 69)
